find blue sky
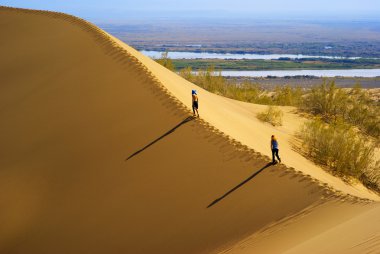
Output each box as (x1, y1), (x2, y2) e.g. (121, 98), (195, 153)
(2, 0), (380, 21)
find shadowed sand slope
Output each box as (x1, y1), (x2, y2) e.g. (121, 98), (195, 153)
(0, 7), (377, 254)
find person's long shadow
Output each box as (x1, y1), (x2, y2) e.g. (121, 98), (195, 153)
(207, 162), (273, 208)
(125, 116), (195, 161)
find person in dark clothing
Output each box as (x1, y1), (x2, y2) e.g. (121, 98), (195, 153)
(192, 90), (199, 117)
(271, 135), (281, 164)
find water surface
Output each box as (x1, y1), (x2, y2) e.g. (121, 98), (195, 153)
(141, 50), (362, 60)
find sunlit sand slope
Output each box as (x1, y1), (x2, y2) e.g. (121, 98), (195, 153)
(109, 34), (379, 201)
(0, 7), (377, 254)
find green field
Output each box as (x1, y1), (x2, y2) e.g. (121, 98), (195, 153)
(171, 58), (380, 71)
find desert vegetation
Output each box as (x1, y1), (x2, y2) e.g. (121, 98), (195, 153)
(299, 82), (380, 190)
(299, 120), (379, 189)
(257, 106), (284, 126)
(156, 51), (175, 71)
(302, 82), (380, 140)
(179, 66), (304, 106)
(158, 55), (380, 191)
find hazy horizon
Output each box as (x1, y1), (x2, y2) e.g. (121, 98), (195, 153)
(2, 0), (380, 23)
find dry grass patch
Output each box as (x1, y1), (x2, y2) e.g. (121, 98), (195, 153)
(257, 106), (284, 126)
(299, 120), (380, 191)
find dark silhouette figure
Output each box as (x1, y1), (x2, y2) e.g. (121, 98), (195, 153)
(207, 162), (273, 208)
(126, 116), (194, 161)
(271, 135), (281, 164)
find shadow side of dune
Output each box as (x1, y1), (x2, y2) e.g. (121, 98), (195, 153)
(207, 162), (273, 208)
(126, 116), (195, 161)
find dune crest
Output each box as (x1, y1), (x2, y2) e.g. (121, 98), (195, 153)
(0, 6), (379, 254)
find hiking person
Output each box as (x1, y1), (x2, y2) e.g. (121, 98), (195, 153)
(271, 135), (281, 164)
(192, 90), (199, 117)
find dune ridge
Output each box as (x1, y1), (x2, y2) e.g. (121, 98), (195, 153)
(0, 6), (378, 254)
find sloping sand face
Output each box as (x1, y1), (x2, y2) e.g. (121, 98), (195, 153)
(0, 7), (377, 254)
(109, 35), (379, 201)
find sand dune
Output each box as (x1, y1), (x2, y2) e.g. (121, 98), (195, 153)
(109, 34), (379, 201)
(0, 6), (379, 254)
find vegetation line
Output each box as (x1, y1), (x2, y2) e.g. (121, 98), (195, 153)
(157, 53), (380, 192)
(171, 58), (380, 71)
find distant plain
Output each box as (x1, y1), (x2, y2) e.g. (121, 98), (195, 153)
(100, 19), (380, 57)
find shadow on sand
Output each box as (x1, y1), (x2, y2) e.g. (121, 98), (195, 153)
(207, 162), (273, 208)
(126, 116), (195, 161)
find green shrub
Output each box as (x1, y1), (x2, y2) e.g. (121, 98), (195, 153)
(257, 106), (284, 126)
(299, 119), (379, 189)
(302, 80), (349, 122)
(302, 82), (380, 140)
(273, 85), (303, 106)
(347, 85), (380, 139)
(360, 161), (380, 192)
(156, 51), (175, 71)
(179, 66), (194, 81)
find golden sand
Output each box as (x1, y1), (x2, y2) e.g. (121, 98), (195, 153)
(0, 6), (379, 254)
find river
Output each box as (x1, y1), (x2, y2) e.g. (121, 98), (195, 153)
(141, 51), (380, 77)
(141, 50), (362, 60)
